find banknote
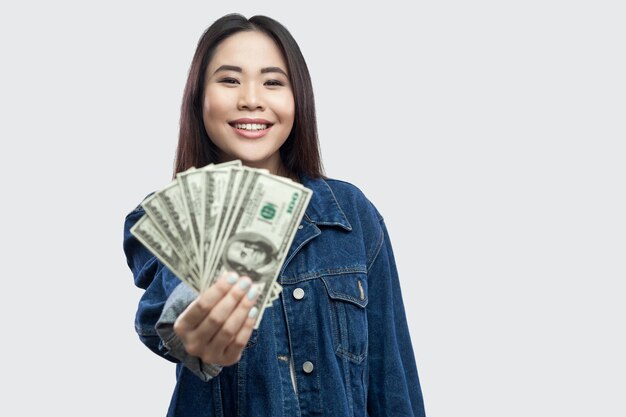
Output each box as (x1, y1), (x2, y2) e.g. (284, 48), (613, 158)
(131, 161), (311, 328)
(130, 215), (195, 290)
(153, 179), (201, 282)
(141, 190), (201, 284)
(210, 169), (312, 328)
(177, 168), (206, 276)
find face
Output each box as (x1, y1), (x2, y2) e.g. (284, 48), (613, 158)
(227, 241), (269, 270)
(203, 31), (295, 174)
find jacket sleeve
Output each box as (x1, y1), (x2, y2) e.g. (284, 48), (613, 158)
(366, 219), (426, 417)
(123, 204), (221, 381)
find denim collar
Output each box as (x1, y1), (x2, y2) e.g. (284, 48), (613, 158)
(299, 175), (352, 231)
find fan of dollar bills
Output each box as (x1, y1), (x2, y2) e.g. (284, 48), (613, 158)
(130, 160), (312, 328)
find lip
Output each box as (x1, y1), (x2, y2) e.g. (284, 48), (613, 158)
(229, 118), (273, 125)
(229, 118), (274, 139)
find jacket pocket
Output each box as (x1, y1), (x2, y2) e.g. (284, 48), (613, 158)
(321, 273), (368, 363)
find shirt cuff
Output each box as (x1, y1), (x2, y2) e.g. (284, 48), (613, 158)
(155, 283), (223, 382)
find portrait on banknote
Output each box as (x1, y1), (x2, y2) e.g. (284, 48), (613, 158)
(222, 231), (279, 282)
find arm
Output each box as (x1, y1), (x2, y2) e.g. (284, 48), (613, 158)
(123, 205), (259, 381)
(123, 206), (182, 361)
(366, 220), (426, 417)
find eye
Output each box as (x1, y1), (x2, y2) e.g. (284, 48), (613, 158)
(240, 250), (247, 259)
(264, 79), (284, 87)
(218, 77), (239, 85)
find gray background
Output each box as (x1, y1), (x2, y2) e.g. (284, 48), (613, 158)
(1, 1), (624, 416)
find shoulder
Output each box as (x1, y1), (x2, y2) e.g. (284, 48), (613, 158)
(320, 177), (383, 222)
(311, 176), (387, 268)
(123, 192), (154, 232)
(302, 176), (384, 248)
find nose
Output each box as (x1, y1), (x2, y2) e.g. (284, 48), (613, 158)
(237, 83), (265, 111)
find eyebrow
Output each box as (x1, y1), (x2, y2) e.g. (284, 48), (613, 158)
(213, 65), (288, 77)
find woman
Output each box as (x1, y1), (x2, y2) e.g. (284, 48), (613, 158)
(123, 13), (426, 416)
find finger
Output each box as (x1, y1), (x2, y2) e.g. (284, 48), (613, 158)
(175, 271), (240, 333)
(221, 305), (259, 364)
(209, 283), (260, 349)
(194, 276), (253, 343)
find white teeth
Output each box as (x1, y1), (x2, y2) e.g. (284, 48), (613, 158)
(234, 123), (268, 131)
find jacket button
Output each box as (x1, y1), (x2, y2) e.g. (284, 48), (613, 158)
(298, 225), (303, 230)
(293, 288), (305, 300)
(302, 361), (314, 373)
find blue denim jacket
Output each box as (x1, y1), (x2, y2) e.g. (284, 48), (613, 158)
(123, 175), (426, 417)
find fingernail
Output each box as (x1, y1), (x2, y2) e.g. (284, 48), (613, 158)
(238, 279), (251, 290)
(248, 307), (258, 318)
(246, 286), (258, 300)
(226, 273), (238, 285)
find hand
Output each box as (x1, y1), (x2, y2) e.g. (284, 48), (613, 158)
(173, 271), (260, 366)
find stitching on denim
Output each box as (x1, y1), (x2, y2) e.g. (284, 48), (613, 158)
(279, 222), (320, 278)
(281, 289), (301, 401)
(312, 301), (324, 415)
(341, 348), (354, 416)
(336, 346), (367, 364)
(212, 375), (224, 417)
(323, 179), (353, 230)
(237, 360), (245, 417)
(328, 296), (340, 355)
(366, 219), (385, 271)
(334, 292), (366, 306)
(305, 179), (352, 230)
(319, 273), (369, 306)
(313, 221), (352, 228)
(322, 278), (368, 363)
(281, 266), (367, 283)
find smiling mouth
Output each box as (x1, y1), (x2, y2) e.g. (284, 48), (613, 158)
(229, 122), (272, 131)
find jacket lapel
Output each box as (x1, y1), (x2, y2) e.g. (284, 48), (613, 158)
(279, 176), (352, 279)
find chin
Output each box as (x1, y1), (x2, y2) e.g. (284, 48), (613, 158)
(233, 152), (279, 169)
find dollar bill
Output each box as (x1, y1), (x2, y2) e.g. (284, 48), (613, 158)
(201, 166), (241, 288)
(131, 161), (312, 329)
(141, 191), (201, 284)
(130, 215), (197, 291)
(210, 170), (312, 328)
(154, 179), (203, 281)
(202, 167), (240, 285)
(176, 168), (205, 275)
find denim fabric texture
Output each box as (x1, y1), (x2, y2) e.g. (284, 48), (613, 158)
(123, 175), (426, 417)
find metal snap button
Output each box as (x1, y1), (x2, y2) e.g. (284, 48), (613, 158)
(293, 288), (305, 300)
(302, 361), (314, 373)
(298, 225), (303, 230)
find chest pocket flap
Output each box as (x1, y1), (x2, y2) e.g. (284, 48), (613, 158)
(321, 273), (368, 308)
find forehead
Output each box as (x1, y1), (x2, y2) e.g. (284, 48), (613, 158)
(208, 30), (287, 73)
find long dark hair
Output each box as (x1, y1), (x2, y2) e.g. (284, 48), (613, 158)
(173, 13), (324, 179)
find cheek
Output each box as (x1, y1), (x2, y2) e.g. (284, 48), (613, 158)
(270, 93), (295, 123)
(203, 89), (230, 124)
(202, 102), (228, 142)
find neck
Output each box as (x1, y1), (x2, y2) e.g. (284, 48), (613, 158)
(219, 154), (297, 181)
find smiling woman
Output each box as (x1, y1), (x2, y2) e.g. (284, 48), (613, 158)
(123, 12), (426, 417)
(202, 31), (295, 174)
(174, 14), (322, 181)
